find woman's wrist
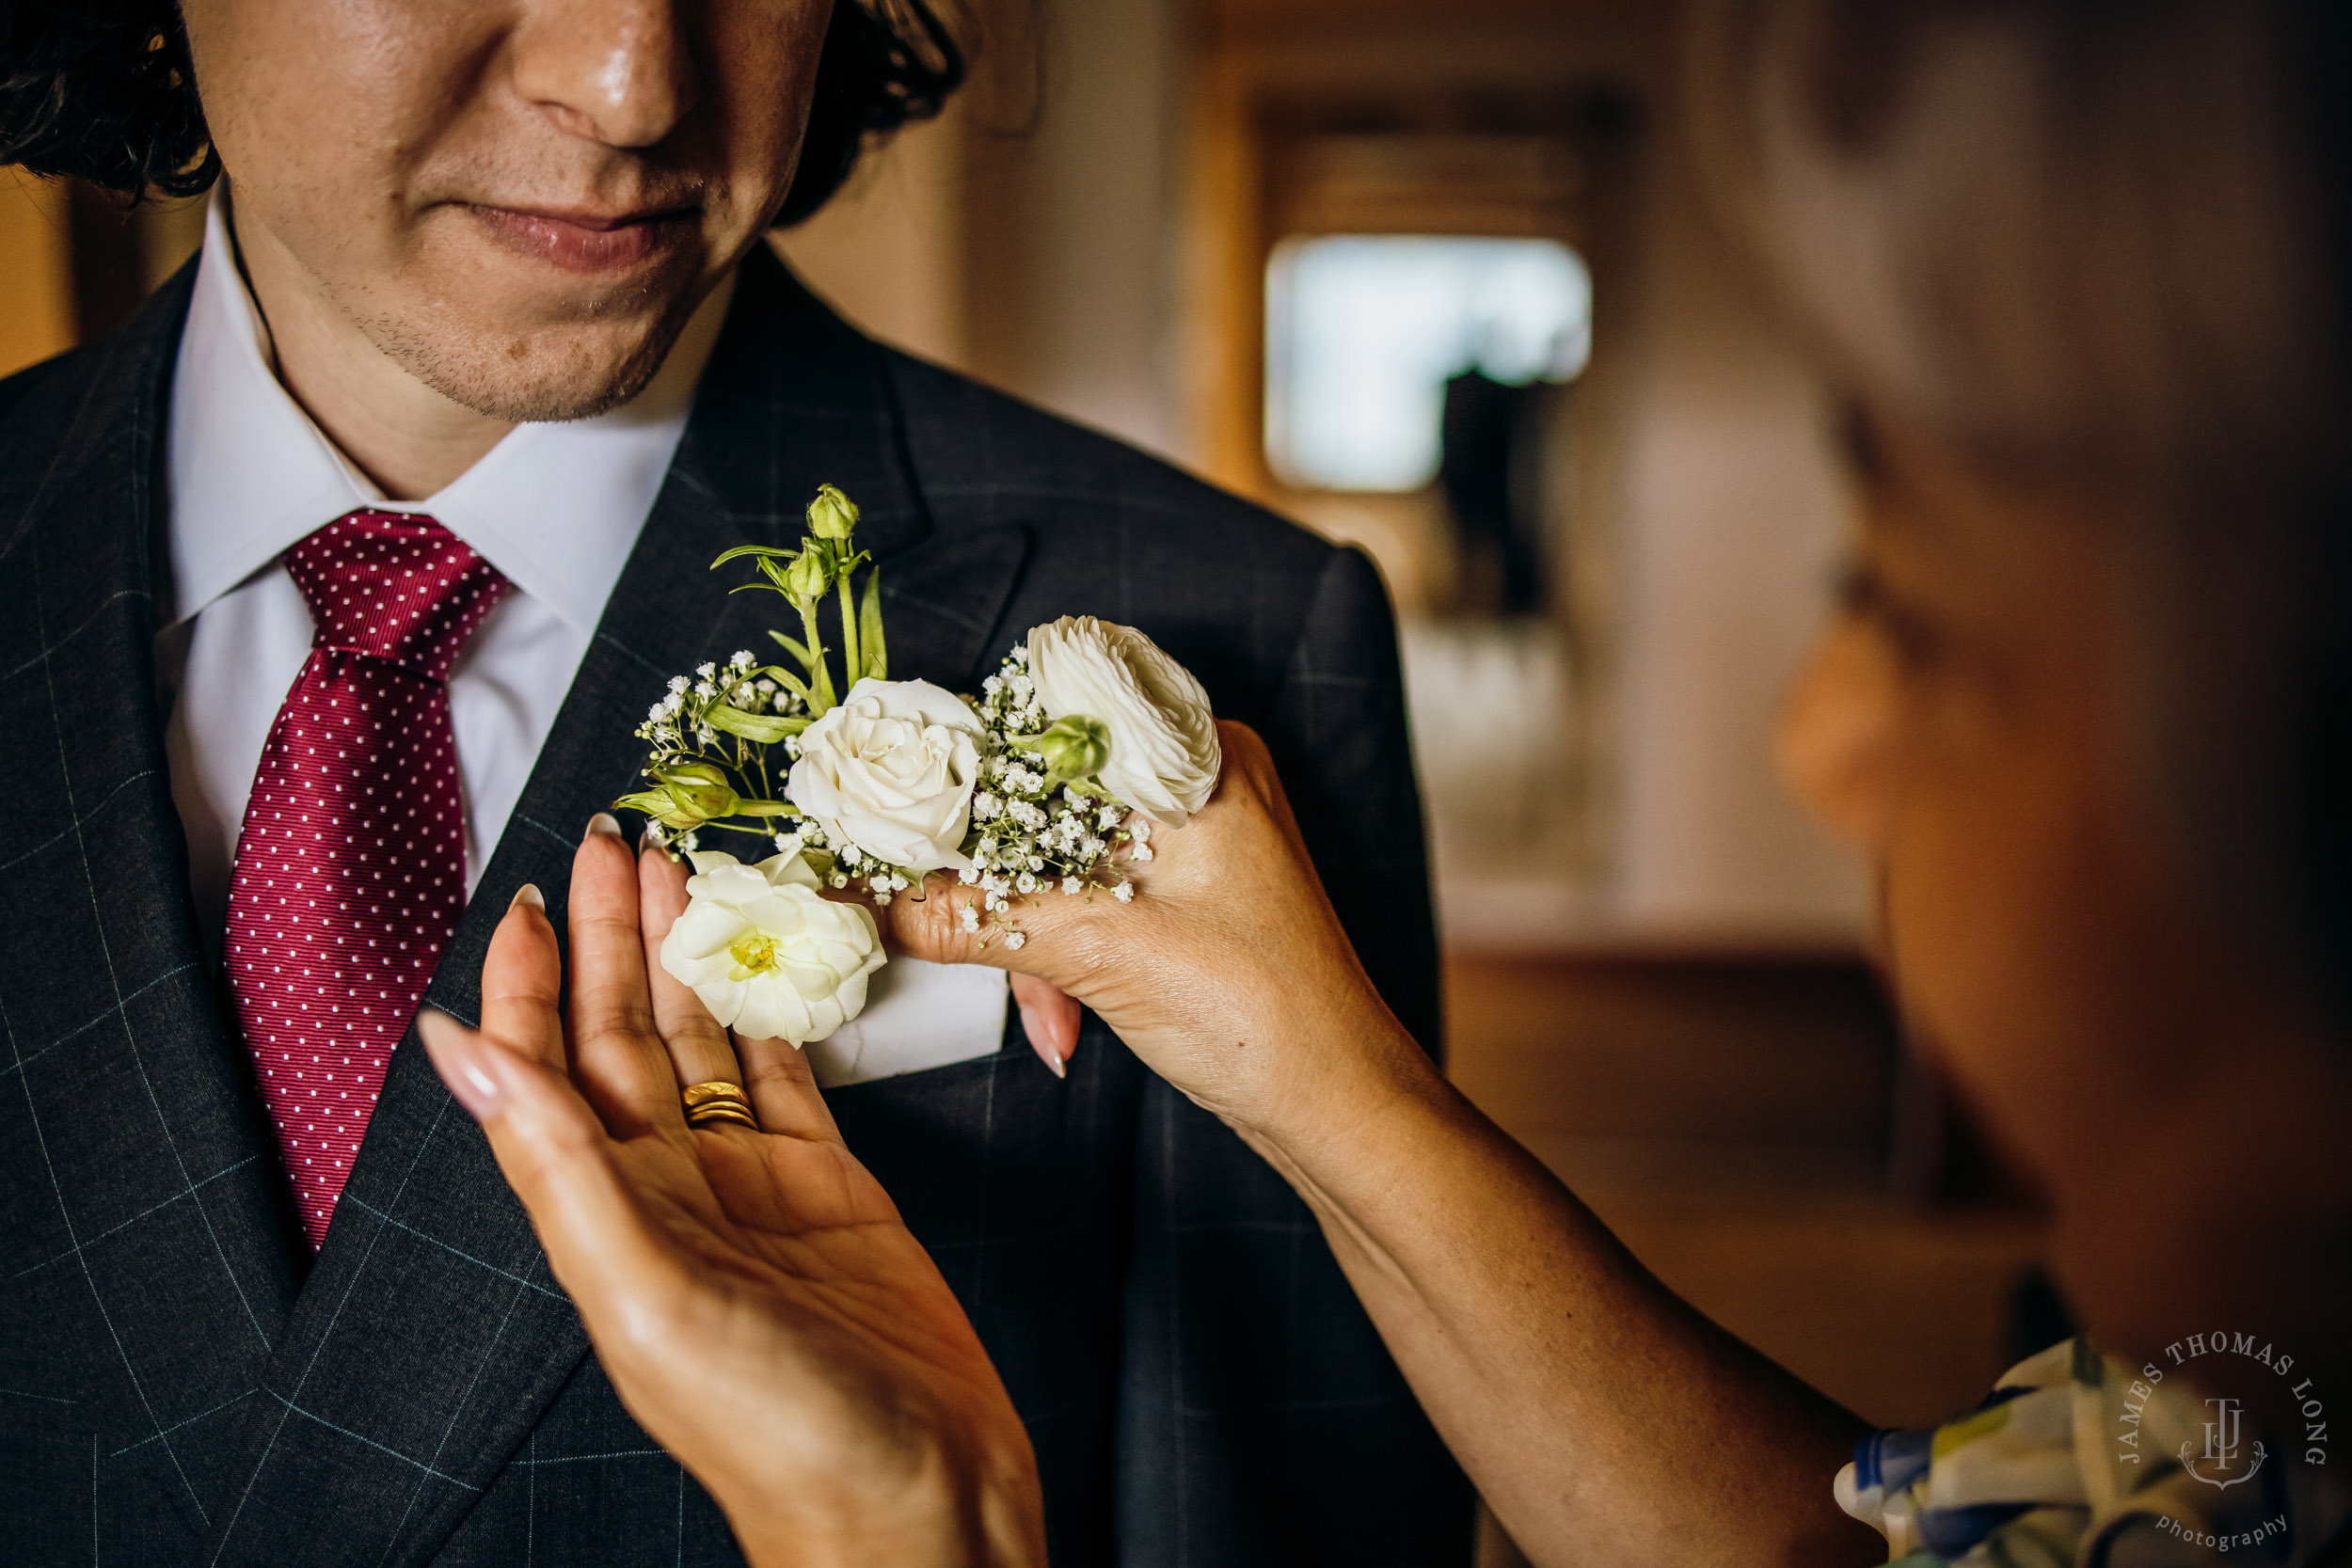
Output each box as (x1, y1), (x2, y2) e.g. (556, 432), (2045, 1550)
(724, 1416), (1045, 1568)
(1201, 961), (1449, 1179)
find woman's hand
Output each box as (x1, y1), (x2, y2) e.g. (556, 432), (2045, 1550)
(417, 816), (1044, 1568)
(880, 721), (1431, 1142)
(878, 724), (1879, 1568)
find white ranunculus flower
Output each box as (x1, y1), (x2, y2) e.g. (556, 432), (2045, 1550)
(660, 850), (885, 1046)
(787, 677), (985, 871)
(1026, 616), (1220, 825)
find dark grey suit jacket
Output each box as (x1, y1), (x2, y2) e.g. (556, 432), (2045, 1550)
(0, 247), (1471, 1565)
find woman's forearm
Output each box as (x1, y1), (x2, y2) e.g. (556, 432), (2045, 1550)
(1229, 1005), (1882, 1568)
(878, 727), (1883, 1563)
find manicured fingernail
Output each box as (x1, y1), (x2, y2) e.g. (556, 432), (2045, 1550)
(1024, 1012), (1068, 1080)
(509, 882), (545, 913)
(586, 812), (623, 840)
(419, 1011), (501, 1118)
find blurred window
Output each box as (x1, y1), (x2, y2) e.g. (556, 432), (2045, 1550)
(1264, 235), (1590, 492)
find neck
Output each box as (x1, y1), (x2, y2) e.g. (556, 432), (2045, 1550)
(228, 197), (513, 501)
(2052, 1003), (2352, 1393)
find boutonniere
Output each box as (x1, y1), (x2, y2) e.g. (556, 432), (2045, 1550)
(615, 484), (1220, 1045)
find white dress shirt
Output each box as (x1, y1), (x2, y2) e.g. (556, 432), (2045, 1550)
(161, 195), (1007, 1088)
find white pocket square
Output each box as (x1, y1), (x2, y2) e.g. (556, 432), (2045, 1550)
(804, 958), (1009, 1089)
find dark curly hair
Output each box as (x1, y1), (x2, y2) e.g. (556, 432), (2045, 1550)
(0, 0), (965, 224)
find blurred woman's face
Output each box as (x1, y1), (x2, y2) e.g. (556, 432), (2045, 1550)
(1776, 420), (2219, 1200)
(1783, 415), (2352, 1365)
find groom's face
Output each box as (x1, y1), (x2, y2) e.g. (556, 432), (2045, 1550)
(180, 0), (834, 420)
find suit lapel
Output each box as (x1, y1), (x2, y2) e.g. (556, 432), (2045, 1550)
(202, 249), (1030, 1564)
(0, 269), (303, 1540)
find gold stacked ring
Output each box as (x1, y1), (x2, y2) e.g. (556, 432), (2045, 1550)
(682, 1081), (757, 1131)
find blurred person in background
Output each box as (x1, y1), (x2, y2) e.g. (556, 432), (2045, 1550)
(0, 1), (1468, 1562)
(422, 0), (2352, 1563)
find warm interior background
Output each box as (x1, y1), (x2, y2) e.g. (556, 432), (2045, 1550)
(0, 2), (2047, 1560)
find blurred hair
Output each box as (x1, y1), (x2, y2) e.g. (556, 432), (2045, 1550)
(1689, 0), (2352, 1015)
(0, 0), (965, 224)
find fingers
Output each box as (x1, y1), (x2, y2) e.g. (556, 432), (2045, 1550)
(479, 884), (566, 1075)
(871, 876), (998, 970)
(641, 843), (839, 1142)
(419, 1010), (683, 1336)
(1011, 974), (1080, 1079)
(566, 814), (688, 1137)
(876, 874), (1098, 974)
(732, 1032), (844, 1143)
(1213, 720), (1313, 858)
(636, 845), (745, 1094)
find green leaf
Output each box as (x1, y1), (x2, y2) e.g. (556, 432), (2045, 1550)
(859, 565), (888, 680)
(799, 600), (837, 713)
(710, 544), (800, 569)
(771, 666), (818, 707)
(706, 705), (803, 744)
(730, 799), (802, 817)
(767, 628), (814, 664)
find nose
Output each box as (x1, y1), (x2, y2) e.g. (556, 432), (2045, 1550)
(511, 0), (700, 149)
(1776, 617), (1901, 853)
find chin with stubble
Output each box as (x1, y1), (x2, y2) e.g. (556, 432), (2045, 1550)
(180, 0), (831, 424)
(349, 227), (708, 424)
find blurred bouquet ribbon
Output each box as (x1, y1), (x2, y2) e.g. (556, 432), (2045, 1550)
(618, 484), (1221, 1045)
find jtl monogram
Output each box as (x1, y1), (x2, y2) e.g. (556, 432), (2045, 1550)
(2181, 1398), (2269, 1490)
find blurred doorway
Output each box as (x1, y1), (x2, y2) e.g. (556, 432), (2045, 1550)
(1182, 22), (1643, 899)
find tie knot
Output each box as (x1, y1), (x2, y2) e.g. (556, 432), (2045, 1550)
(286, 511), (512, 679)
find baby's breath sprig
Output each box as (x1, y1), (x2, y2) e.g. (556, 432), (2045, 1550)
(954, 643), (1140, 949)
(617, 485), (1152, 942)
(617, 649), (805, 854)
(615, 483), (885, 854)
(628, 483), (1205, 1058)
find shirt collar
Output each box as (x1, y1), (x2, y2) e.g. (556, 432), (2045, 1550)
(164, 191), (732, 633)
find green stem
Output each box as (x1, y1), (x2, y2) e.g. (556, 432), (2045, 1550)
(837, 570), (862, 689)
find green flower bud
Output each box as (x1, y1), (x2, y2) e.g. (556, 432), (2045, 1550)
(1036, 713), (1112, 784)
(806, 483), (860, 541)
(782, 548), (832, 602)
(654, 762), (739, 823)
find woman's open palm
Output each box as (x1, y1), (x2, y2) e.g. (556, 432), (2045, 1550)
(418, 820), (1042, 1568)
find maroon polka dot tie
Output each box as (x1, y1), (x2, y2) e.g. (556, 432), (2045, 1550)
(225, 511), (512, 1249)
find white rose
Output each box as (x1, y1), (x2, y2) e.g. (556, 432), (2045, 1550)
(787, 677), (984, 871)
(660, 850), (885, 1046)
(1026, 616), (1220, 825)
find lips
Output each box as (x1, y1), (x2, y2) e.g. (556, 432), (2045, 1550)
(464, 203), (697, 275)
